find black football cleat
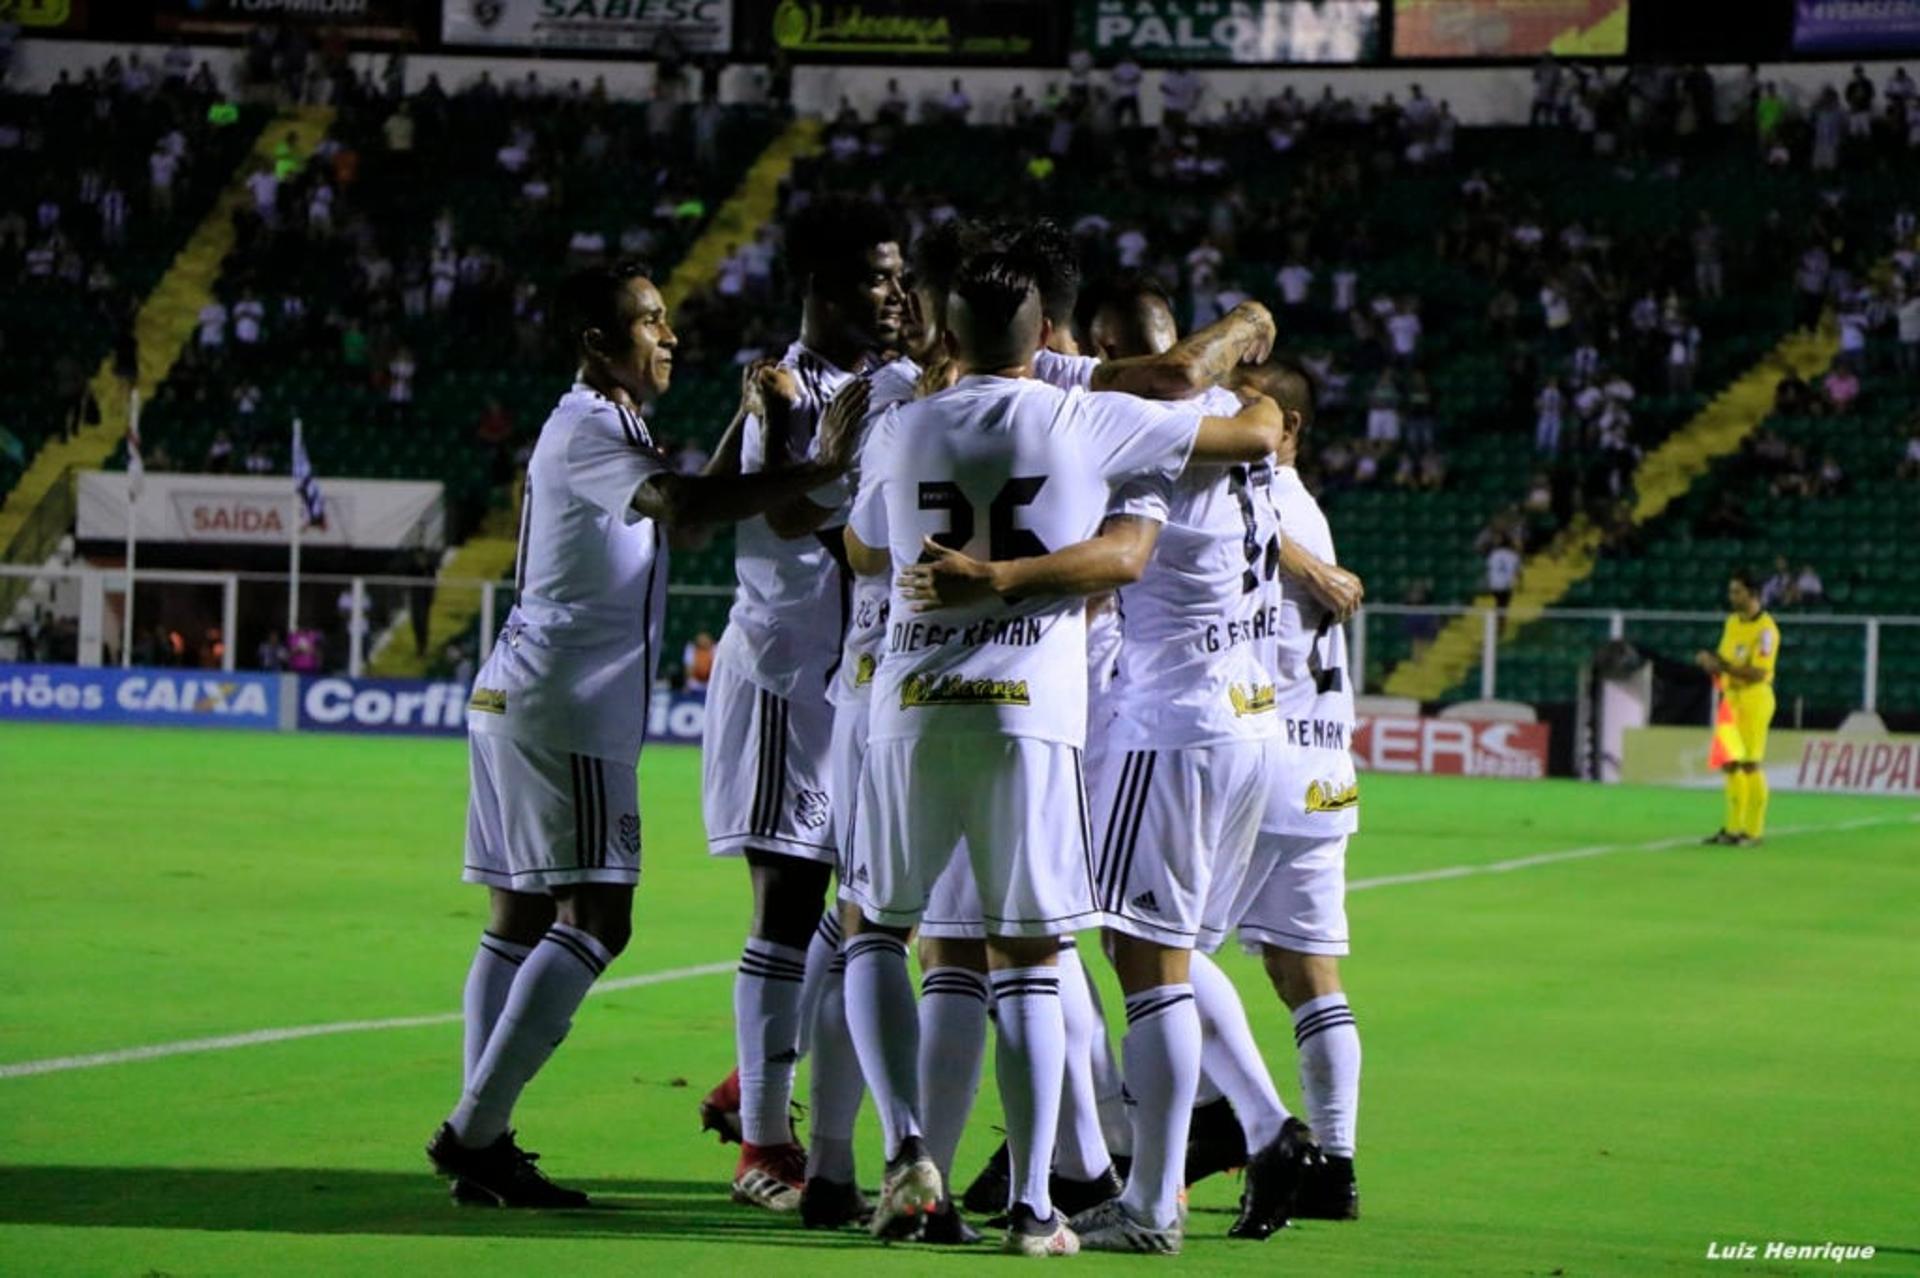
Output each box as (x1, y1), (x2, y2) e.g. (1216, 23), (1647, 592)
(1292, 1153), (1359, 1220)
(1184, 1096), (1250, 1186)
(959, 1137), (1011, 1216)
(1050, 1164), (1124, 1219)
(449, 1178), (495, 1207)
(1226, 1117), (1315, 1240)
(1702, 829), (1738, 846)
(918, 1198), (983, 1245)
(426, 1123), (589, 1208)
(799, 1176), (873, 1230)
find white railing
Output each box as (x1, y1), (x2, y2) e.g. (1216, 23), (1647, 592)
(3, 563), (1914, 714)
(1352, 603), (1920, 714)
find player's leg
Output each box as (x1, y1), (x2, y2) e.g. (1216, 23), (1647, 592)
(702, 662), (837, 1205)
(917, 872), (992, 1189)
(973, 739), (1103, 1256)
(840, 735), (953, 1238)
(1242, 831), (1362, 1221)
(1054, 937), (1122, 1200)
(1714, 762), (1747, 844)
(432, 742), (638, 1207)
(1094, 933), (1197, 1248)
(463, 889), (553, 1087)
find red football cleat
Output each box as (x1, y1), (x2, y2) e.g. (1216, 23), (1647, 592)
(732, 1140), (807, 1212)
(699, 1068), (742, 1145)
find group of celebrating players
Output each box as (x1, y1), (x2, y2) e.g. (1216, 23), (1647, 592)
(424, 195), (1373, 1257)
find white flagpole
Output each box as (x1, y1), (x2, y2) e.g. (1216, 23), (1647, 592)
(288, 490), (302, 636)
(122, 388), (140, 668)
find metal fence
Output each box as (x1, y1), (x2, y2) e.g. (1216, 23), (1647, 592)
(3, 563), (1915, 716)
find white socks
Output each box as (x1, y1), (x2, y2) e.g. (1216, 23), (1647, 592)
(991, 965), (1066, 1220)
(1083, 971), (1136, 1159)
(795, 910), (842, 1058)
(1189, 950), (1290, 1152)
(843, 932), (922, 1156)
(1055, 940), (1115, 1180)
(462, 932), (531, 1088)
(805, 945), (865, 1183)
(735, 937), (808, 1146)
(1292, 992), (1361, 1158)
(450, 923), (610, 1148)
(918, 965), (991, 1179)
(1117, 984), (1201, 1231)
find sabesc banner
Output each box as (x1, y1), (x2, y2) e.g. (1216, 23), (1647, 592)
(442, 0), (732, 53)
(1078, 0), (1380, 64)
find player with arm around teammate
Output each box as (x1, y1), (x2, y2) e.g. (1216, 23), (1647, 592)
(426, 261), (871, 1208)
(838, 253), (1295, 1255)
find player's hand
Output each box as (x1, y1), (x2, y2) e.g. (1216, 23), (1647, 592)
(1309, 563), (1365, 623)
(812, 377), (872, 474)
(739, 358), (779, 419)
(1695, 649), (1723, 673)
(898, 537), (997, 611)
(755, 362), (801, 416)
(1233, 301), (1277, 364)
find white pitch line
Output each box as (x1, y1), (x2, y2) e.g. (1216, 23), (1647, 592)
(4, 812), (1915, 1082)
(0, 961), (733, 1081)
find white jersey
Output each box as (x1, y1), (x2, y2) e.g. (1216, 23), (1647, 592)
(469, 382), (669, 764)
(831, 356), (920, 708)
(717, 341), (864, 700)
(1262, 465), (1359, 834)
(849, 375), (1200, 746)
(833, 349), (1100, 709)
(1107, 386), (1281, 751)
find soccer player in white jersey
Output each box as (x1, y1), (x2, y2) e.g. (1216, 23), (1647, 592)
(838, 252), (1293, 1256)
(1228, 359), (1368, 1222)
(697, 197), (906, 1211)
(426, 261), (872, 1207)
(907, 280), (1358, 1251)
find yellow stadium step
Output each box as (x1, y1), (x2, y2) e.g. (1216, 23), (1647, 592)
(1382, 326), (1839, 702)
(0, 106), (335, 569)
(366, 497), (520, 677)
(366, 118), (823, 678)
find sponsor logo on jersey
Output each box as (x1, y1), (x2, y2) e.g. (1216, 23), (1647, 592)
(1129, 889), (1161, 915)
(1228, 682), (1277, 716)
(469, 688), (508, 715)
(899, 673), (1031, 708)
(617, 813), (640, 855)
(794, 788), (831, 830)
(853, 652), (877, 688)
(1304, 779), (1360, 812)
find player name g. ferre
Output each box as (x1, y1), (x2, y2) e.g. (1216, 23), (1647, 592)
(889, 613), (1047, 653)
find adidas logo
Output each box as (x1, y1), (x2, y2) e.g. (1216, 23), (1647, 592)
(1130, 890), (1160, 915)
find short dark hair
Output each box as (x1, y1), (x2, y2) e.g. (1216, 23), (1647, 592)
(910, 218), (989, 300)
(1072, 270), (1173, 345)
(948, 250), (1042, 368)
(1730, 566), (1761, 592)
(997, 218), (1080, 325)
(786, 195), (902, 294)
(554, 258), (654, 356)
(1241, 356), (1319, 431)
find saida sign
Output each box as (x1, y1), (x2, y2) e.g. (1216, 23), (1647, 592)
(770, 0), (1047, 59)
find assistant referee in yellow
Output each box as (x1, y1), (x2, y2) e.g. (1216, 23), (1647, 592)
(1697, 569), (1781, 846)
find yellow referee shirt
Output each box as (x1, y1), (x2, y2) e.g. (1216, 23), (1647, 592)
(1717, 611), (1781, 693)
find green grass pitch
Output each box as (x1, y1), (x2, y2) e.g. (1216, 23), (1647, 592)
(1, 722), (1916, 1276)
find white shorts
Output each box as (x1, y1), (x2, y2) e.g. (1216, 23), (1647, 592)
(920, 845), (985, 939)
(843, 735), (1098, 938)
(827, 693), (869, 880)
(464, 733), (641, 891)
(1232, 831), (1350, 956)
(701, 657), (837, 863)
(1090, 741), (1272, 952)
